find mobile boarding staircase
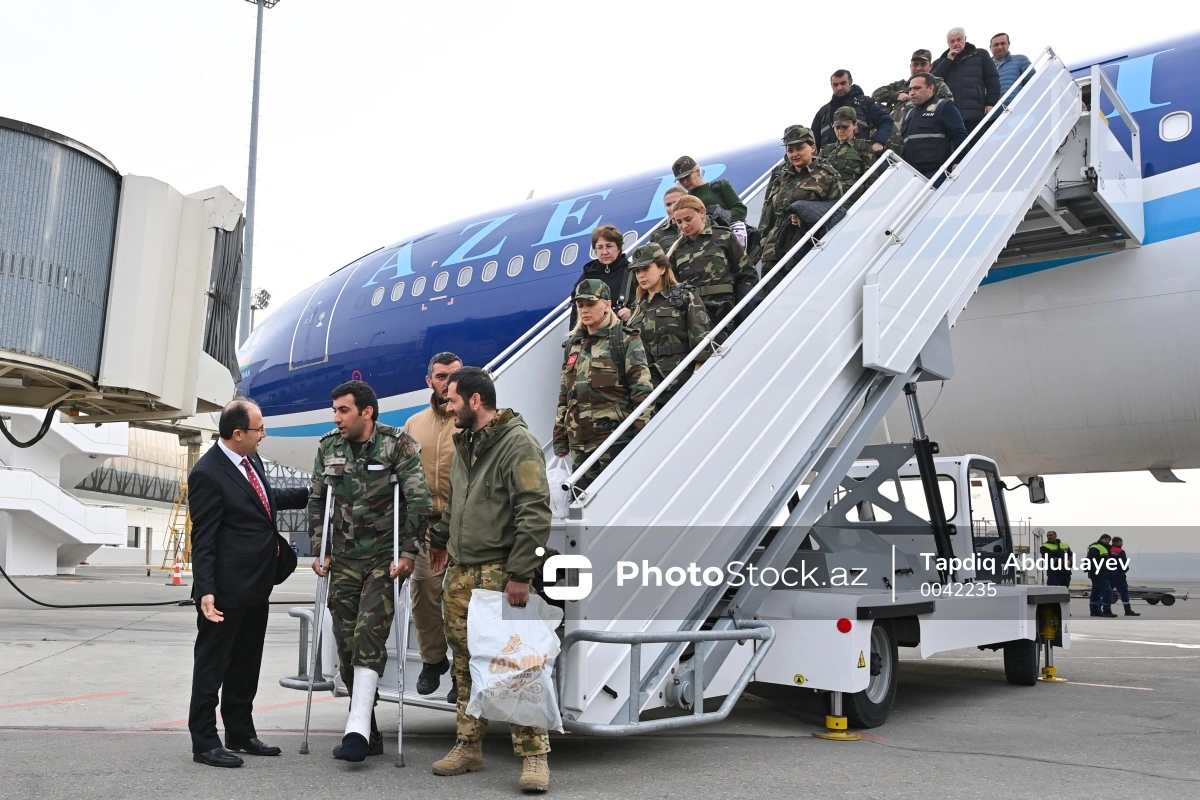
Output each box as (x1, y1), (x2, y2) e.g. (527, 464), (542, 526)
(479, 51), (1145, 733)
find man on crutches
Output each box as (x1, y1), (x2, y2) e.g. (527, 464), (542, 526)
(307, 380), (432, 763)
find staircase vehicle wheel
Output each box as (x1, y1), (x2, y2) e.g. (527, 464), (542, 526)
(1003, 639), (1039, 686)
(846, 621), (898, 728)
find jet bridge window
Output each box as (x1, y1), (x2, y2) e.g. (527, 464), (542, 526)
(533, 249), (551, 271)
(390, 281), (405, 302)
(1160, 111), (1191, 142)
(507, 255), (524, 277)
(457, 266), (472, 286)
(433, 271), (449, 292)
(370, 287), (385, 306)
(482, 260), (498, 282)
(561, 243), (578, 265)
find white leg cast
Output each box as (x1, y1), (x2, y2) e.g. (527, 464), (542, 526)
(346, 665), (379, 739)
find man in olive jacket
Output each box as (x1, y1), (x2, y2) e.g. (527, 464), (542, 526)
(428, 366), (552, 793)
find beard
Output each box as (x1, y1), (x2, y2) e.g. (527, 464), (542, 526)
(454, 406), (477, 430)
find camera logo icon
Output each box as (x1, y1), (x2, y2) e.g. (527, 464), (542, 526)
(537, 547), (593, 601)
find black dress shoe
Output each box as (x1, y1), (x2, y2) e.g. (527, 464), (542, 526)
(417, 657), (450, 695)
(332, 730), (383, 759)
(193, 747), (244, 768)
(226, 737), (282, 756)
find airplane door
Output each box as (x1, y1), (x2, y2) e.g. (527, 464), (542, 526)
(289, 266), (363, 370)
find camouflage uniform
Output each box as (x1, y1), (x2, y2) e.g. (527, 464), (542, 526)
(553, 280), (655, 489)
(872, 62), (954, 156)
(627, 244), (712, 409)
(669, 224), (758, 325)
(651, 220), (684, 254)
(308, 423), (432, 689)
(758, 125), (844, 267)
(819, 107), (878, 187)
(443, 563), (549, 756)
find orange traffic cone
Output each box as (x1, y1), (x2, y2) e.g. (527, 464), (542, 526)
(167, 557), (187, 587)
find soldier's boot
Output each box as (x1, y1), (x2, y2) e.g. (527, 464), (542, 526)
(519, 753), (550, 793)
(432, 739), (483, 776)
(417, 657), (450, 695)
(446, 674), (458, 705)
(1124, 604), (1141, 616)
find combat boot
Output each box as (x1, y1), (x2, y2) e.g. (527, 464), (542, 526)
(519, 753), (550, 793)
(1124, 606), (1142, 616)
(432, 739), (483, 776)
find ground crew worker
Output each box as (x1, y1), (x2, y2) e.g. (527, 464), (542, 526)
(757, 125), (843, 274)
(872, 49), (954, 154)
(308, 379), (433, 762)
(1086, 533), (1117, 617)
(1039, 530), (1073, 586)
(669, 195), (758, 326)
(554, 280), (654, 490)
(427, 367), (553, 792)
(402, 352), (463, 705)
(673, 155), (749, 247)
(628, 243), (711, 409)
(819, 106), (878, 187)
(900, 73), (968, 180)
(1109, 537), (1140, 616)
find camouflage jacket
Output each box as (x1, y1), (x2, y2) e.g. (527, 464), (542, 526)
(553, 316), (654, 457)
(652, 221), (685, 255)
(872, 76), (954, 153)
(307, 422), (432, 559)
(669, 224), (758, 300)
(629, 285), (711, 383)
(819, 138), (878, 187)
(758, 158), (843, 263)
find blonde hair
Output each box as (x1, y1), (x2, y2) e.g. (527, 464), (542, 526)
(571, 300), (615, 334)
(673, 195), (706, 215)
(634, 261), (678, 302)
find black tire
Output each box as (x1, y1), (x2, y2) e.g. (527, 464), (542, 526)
(1003, 639), (1039, 686)
(845, 621), (898, 728)
(1146, 597), (1160, 606)
(1161, 594), (1176, 607)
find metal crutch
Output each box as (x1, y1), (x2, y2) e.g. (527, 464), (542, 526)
(300, 476), (335, 755)
(390, 475), (412, 767)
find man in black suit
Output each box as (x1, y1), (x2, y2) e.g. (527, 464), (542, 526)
(187, 398), (309, 767)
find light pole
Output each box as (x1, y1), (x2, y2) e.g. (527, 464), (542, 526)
(250, 288), (272, 331)
(239, 0), (282, 345)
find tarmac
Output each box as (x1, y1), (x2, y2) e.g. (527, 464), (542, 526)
(1, 566), (1197, 799)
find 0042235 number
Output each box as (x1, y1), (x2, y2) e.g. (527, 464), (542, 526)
(920, 582), (998, 597)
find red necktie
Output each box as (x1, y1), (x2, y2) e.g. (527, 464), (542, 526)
(241, 457), (272, 519)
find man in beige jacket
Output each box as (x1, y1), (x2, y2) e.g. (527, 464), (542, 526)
(402, 351), (462, 701)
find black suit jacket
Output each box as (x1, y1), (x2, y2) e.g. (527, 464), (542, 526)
(189, 445), (309, 609)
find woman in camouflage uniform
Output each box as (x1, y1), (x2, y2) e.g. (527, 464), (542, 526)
(667, 195), (759, 327)
(553, 279), (655, 489)
(627, 243), (712, 410)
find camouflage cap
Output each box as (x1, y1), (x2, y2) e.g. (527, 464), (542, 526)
(833, 107), (857, 126)
(573, 278), (611, 302)
(911, 49), (932, 64)
(782, 125), (815, 146)
(672, 155), (699, 180)
(630, 242), (666, 269)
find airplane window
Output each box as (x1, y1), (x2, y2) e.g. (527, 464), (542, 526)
(457, 266), (473, 286)
(533, 249), (551, 271)
(371, 287), (385, 307)
(433, 271), (449, 292)
(561, 243), (578, 266)
(390, 281), (405, 302)
(482, 260), (498, 282)
(412, 276), (426, 296)
(623, 231), (638, 251)
(1161, 111), (1192, 142)
(507, 255), (524, 277)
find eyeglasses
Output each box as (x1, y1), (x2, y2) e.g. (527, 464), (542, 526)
(240, 426), (267, 434)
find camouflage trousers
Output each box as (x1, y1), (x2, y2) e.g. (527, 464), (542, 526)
(443, 563), (550, 756)
(328, 552), (395, 688)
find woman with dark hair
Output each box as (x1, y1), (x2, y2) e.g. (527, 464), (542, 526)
(628, 243), (711, 409)
(571, 224), (633, 328)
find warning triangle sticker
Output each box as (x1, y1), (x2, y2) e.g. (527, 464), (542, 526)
(857, 651), (866, 668)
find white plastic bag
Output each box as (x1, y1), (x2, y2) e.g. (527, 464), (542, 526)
(547, 456), (572, 519)
(465, 588), (565, 733)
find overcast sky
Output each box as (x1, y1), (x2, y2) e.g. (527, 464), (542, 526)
(6, 2), (1198, 543)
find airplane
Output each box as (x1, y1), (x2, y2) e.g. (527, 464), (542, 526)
(237, 32), (1200, 480)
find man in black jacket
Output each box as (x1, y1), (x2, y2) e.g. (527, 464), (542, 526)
(187, 399), (309, 767)
(1086, 534), (1118, 618)
(811, 69), (893, 151)
(932, 27), (1002, 131)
